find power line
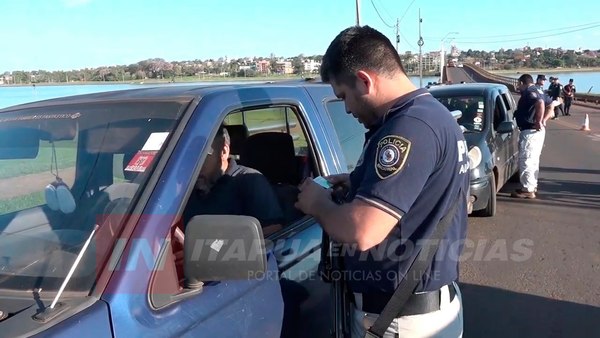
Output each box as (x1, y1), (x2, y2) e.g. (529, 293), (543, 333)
(453, 24), (600, 44)
(370, 0), (395, 28)
(425, 21), (600, 40)
(399, 0), (417, 24)
(400, 31), (416, 50)
(375, 0), (394, 22)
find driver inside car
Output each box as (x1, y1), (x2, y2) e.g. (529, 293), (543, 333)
(182, 126), (284, 236)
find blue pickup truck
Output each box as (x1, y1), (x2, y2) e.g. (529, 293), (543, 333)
(0, 80), (469, 337)
(0, 81), (370, 337)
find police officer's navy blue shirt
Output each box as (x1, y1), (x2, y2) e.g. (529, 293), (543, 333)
(184, 159), (284, 227)
(345, 88), (470, 295)
(515, 85), (545, 131)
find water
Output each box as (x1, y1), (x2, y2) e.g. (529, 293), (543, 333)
(1, 73), (596, 110)
(501, 71), (599, 94)
(0, 83), (143, 109)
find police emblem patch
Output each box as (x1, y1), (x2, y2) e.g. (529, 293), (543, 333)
(375, 135), (411, 179)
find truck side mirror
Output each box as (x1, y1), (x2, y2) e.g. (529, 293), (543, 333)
(497, 121), (515, 134)
(184, 215), (267, 289)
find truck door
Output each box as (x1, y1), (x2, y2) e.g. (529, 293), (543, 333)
(104, 89), (284, 338)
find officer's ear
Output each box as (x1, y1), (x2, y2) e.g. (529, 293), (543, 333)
(356, 70), (375, 95)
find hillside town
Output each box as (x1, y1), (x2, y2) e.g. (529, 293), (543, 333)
(1, 46), (599, 85)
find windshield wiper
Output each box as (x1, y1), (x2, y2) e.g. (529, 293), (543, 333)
(33, 225), (99, 322)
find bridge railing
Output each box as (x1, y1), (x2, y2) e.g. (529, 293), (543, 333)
(462, 64), (519, 92)
(463, 63), (600, 106)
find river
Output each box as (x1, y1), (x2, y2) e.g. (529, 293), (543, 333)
(0, 73), (597, 110)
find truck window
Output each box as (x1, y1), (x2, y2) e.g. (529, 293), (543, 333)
(242, 106), (308, 155)
(323, 100), (367, 171)
(494, 96), (507, 131)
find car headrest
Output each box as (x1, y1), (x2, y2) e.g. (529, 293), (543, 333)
(240, 132), (300, 185)
(224, 125), (249, 157)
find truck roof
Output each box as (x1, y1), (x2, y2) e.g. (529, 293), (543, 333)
(427, 82), (509, 96)
(0, 79), (328, 113)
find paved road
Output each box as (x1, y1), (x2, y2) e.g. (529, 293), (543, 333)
(459, 103), (600, 338)
(446, 66), (475, 84)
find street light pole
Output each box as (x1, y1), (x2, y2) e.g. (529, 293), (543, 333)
(355, 0), (361, 26)
(439, 32), (458, 83)
(417, 9), (424, 88)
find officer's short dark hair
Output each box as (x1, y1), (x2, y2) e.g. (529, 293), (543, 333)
(320, 25), (405, 85)
(518, 74), (534, 85)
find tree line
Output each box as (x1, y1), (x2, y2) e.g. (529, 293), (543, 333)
(2, 48), (599, 84)
(1, 54), (323, 84)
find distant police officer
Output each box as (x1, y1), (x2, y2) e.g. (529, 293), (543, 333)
(548, 77), (565, 118)
(295, 25), (469, 338)
(535, 74), (547, 95)
(511, 74), (552, 199)
(563, 78), (576, 116)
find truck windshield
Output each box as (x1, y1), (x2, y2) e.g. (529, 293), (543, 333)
(0, 99), (188, 294)
(435, 95), (486, 132)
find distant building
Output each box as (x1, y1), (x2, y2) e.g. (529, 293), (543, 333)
(0, 74), (13, 85)
(275, 61), (293, 74)
(255, 60), (270, 74)
(303, 59), (321, 73)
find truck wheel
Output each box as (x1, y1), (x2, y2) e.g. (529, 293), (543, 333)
(480, 177), (497, 217)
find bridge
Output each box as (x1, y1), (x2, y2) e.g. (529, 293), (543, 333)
(442, 64), (600, 107)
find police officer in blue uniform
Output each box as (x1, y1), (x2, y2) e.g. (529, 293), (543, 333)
(295, 26), (469, 338)
(511, 74), (552, 199)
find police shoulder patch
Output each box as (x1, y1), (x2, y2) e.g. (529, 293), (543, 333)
(375, 135), (411, 179)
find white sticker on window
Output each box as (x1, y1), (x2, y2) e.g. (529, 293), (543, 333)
(478, 102), (484, 109)
(142, 132), (169, 151)
(210, 239), (225, 252)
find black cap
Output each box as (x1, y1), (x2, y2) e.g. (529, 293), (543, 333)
(537, 74), (547, 81)
(569, 78), (574, 82)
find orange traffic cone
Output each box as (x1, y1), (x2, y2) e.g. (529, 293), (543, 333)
(580, 114), (591, 131)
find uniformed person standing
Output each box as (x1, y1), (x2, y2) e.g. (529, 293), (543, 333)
(511, 74), (552, 199)
(548, 77), (565, 118)
(534, 74), (547, 95)
(563, 79), (576, 116)
(295, 25), (469, 338)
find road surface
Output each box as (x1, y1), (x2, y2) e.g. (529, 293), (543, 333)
(460, 103), (600, 338)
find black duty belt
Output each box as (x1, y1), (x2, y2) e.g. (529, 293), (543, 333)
(353, 283), (457, 316)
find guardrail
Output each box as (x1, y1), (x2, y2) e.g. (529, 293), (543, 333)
(573, 92), (600, 105)
(462, 64), (519, 92)
(462, 64), (600, 106)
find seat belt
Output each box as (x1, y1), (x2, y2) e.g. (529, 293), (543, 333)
(365, 194), (461, 338)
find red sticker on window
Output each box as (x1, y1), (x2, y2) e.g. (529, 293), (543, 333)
(125, 150), (157, 172)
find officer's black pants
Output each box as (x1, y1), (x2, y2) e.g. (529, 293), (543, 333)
(564, 98), (573, 115)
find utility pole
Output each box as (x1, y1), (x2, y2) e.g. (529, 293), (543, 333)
(355, 0), (361, 26)
(417, 9), (424, 88)
(395, 18), (400, 52)
(440, 32), (458, 84)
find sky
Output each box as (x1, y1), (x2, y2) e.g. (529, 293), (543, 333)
(1, 0), (599, 72)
